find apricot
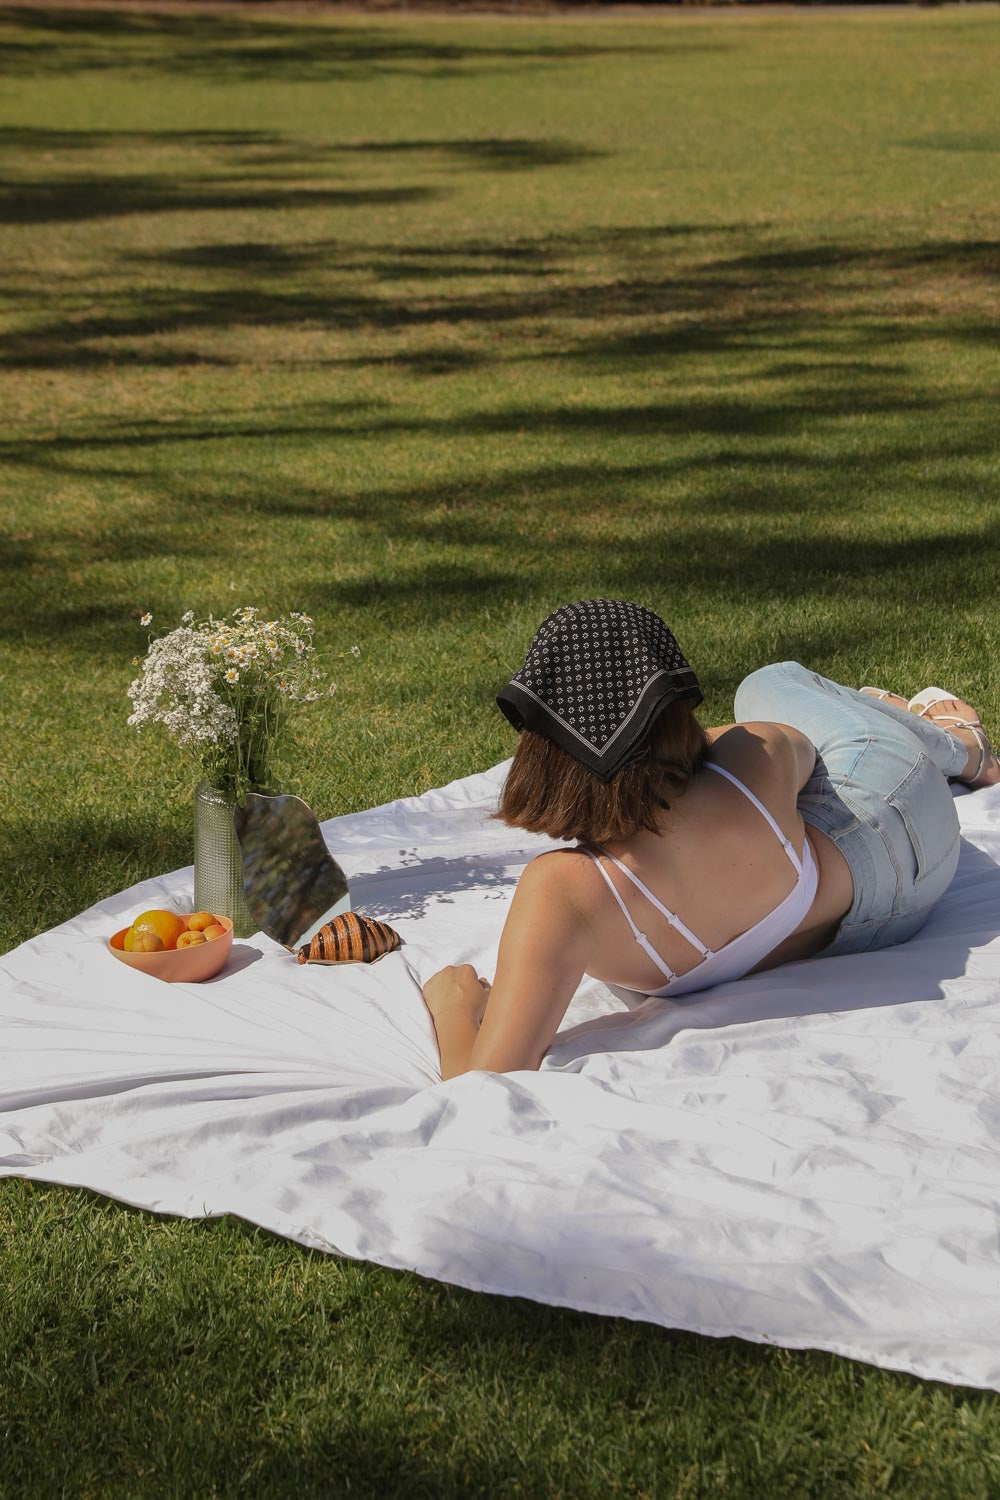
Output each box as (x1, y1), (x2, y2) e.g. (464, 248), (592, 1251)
(176, 930), (207, 949)
(186, 911), (216, 932)
(202, 923), (227, 942)
(124, 929), (164, 954)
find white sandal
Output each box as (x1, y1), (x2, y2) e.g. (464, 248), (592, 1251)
(908, 686), (994, 786)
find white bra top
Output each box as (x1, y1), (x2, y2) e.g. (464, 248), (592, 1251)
(583, 762), (819, 998)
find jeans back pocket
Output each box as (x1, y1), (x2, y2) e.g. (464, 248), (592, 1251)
(886, 754), (960, 897)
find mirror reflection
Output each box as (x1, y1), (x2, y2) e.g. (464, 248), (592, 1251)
(233, 793), (351, 950)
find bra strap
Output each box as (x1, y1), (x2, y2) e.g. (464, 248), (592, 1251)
(706, 763), (802, 874)
(581, 849), (677, 984)
(597, 849), (712, 959)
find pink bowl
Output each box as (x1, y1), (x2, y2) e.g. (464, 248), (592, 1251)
(107, 916), (234, 983)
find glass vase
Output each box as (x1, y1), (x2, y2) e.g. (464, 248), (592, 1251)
(193, 780), (256, 938)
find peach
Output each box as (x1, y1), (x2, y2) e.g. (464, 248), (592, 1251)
(202, 923), (227, 942)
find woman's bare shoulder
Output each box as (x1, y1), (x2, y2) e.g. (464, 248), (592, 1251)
(708, 721), (816, 790)
(707, 720), (789, 756)
(519, 847), (610, 919)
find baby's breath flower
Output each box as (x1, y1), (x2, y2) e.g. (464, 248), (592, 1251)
(128, 605), (347, 802)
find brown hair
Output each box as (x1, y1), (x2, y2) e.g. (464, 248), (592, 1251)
(495, 701), (709, 846)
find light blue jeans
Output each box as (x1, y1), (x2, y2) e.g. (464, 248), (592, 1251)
(734, 662), (965, 956)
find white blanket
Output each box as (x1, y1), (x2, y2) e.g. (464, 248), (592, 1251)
(4, 764), (1000, 1391)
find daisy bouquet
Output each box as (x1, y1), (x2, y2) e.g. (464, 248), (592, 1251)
(128, 607), (349, 801)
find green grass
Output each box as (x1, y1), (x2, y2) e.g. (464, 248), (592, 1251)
(2, 3), (1000, 1492)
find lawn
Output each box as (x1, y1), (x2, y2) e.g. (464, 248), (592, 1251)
(2, 2), (1000, 1492)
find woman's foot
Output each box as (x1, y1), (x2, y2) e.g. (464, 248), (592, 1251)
(859, 687), (909, 711)
(908, 690), (1000, 789)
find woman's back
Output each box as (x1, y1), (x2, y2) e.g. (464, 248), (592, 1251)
(574, 721), (854, 996)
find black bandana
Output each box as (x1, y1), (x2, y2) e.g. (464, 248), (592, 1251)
(496, 599), (702, 782)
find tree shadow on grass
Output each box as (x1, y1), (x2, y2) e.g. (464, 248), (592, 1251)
(0, 373), (989, 478)
(1, 807), (192, 950)
(1, 224), (995, 366)
(8, 1180), (881, 1500)
(0, 6), (704, 84)
(3, 219), (998, 682)
(0, 136), (602, 237)
(0, 177), (443, 227)
(3, 473), (997, 646)
(0, 125), (603, 172)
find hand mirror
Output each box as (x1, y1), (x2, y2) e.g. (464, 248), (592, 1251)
(232, 793), (351, 950)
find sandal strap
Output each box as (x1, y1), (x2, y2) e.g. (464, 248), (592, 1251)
(925, 712), (984, 731)
(965, 726), (991, 786)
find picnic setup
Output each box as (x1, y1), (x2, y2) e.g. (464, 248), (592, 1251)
(4, 0), (1000, 1492)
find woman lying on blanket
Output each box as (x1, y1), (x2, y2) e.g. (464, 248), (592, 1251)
(422, 599), (999, 1079)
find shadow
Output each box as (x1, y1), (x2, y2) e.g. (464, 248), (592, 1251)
(0, 178), (441, 227)
(13, 1178), (926, 1500)
(1, 225), (994, 367)
(710, 238), (1000, 278)
(0, 125), (281, 151)
(0, 7), (695, 84)
(2, 451), (997, 651)
(348, 852), (523, 923)
(203, 943), (262, 981)
(2, 147), (998, 687)
(901, 131), (1000, 154)
(0, 127), (600, 168)
(142, 239), (562, 281)
(0, 809), (192, 949)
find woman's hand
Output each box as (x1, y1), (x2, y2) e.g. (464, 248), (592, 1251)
(422, 964), (492, 1027)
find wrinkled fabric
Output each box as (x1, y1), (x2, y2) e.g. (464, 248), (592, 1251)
(3, 765), (1000, 1391)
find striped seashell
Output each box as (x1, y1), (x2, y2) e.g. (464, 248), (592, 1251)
(296, 912), (402, 966)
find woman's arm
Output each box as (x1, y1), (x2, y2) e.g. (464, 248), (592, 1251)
(422, 852), (594, 1080)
